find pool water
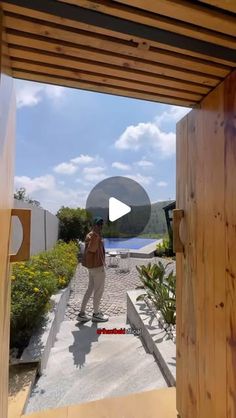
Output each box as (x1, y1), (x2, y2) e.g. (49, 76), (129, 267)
(103, 237), (157, 250)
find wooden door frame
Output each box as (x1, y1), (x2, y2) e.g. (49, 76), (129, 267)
(0, 9), (16, 418)
(1, 4), (236, 417)
(176, 68), (236, 418)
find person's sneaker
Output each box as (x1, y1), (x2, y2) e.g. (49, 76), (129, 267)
(92, 312), (109, 322)
(77, 312), (91, 322)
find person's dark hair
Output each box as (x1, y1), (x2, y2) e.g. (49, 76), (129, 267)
(93, 216), (104, 226)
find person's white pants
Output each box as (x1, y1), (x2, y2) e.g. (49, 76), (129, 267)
(80, 266), (105, 314)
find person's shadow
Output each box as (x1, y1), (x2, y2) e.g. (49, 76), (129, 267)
(69, 322), (100, 369)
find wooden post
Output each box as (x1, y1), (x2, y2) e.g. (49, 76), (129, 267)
(176, 69), (236, 418)
(0, 8), (15, 418)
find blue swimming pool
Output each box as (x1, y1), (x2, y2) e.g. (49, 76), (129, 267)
(104, 237), (157, 250)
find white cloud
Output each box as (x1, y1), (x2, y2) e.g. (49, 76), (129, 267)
(136, 160), (154, 167)
(44, 85), (65, 100)
(83, 166), (105, 175)
(71, 154), (94, 165)
(124, 173), (153, 186)
(53, 162), (78, 175)
(53, 154), (95, 175)
(114, 105), (191, 158)
(156, 105), (190, 127)
(16, 83), (42, 108)
(14, 174), (89, 213)
(157, 181), (168, 187)
(14, 174), (55, 194)
(83, 166), (106, 182)
(115, 121), (176, 157)
(15, 80), (65, 108)
(84, 173), (106, 182)
(38, 188), (88, 213)
(112, 162), (131, 170)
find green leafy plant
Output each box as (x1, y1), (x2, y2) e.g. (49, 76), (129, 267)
(32, 240), (78, 289)
(136, 261), (176, 325)
(14, 187), (40, 207)
(11, 241), (78, 350)
(57, 206), (92, 242)
(156, 236), (171, 257)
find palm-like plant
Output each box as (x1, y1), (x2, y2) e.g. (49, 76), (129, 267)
(136, 261), (176, 325)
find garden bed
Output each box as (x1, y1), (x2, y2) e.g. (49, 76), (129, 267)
(127, 289), (176, 386)
(10, 241), (78, 370)
(18, 282), (71, 374)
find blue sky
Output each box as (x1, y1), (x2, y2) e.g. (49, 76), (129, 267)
(14, 79), (190, 214)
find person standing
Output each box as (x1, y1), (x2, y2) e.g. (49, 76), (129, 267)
(77, 216), (109, 322)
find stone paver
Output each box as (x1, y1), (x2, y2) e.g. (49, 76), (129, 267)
(65, 257), (175, 319)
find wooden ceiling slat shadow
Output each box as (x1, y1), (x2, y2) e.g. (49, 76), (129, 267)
(198, 0), (236, 14)
(2, 0), (236, 107)
(58, 0), (236, 50)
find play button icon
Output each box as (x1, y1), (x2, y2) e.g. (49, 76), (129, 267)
(86, 176), (151, 237)
(109, 197), (131, 222)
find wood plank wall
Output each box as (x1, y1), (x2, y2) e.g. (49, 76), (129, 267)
(176, 68), (236, 418)
(0, 8), (15, 418)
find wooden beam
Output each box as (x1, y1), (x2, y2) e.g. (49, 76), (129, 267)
(8, 46), (209, 95)
(3, 0), (236, 62)
(8, 41), (221, 87)
(4, 14), (231, 78)
(11, 59), (203, 101)
(2, 2), (235, 67)
(112, 0), (236, 36)
(197, 0), (236, 14)
(12, 69), (196, 107)
(56, 0), (236, 50)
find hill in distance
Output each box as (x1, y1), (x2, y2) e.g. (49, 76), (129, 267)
(142, 200), (175, 236)
(87, 200), (175, 238)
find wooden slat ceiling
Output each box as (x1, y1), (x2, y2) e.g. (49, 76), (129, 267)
(1, 0), (236, 107)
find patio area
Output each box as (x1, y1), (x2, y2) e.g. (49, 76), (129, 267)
(24, 256), (175, 414)
(65, 256), (175, 320)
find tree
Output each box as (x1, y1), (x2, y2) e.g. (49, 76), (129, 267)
(56, 207), (92, 242)
(14, 187), (41, 207)
(14, 188), (27, 201)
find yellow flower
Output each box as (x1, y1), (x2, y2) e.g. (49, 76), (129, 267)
(33, 287), (40, 293)
(11, 275), (15, 281)
(58, 277), (66, 285)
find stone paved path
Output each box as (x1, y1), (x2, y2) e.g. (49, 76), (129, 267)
(26, 315), (167, 413)
(65, 257), (175, 320)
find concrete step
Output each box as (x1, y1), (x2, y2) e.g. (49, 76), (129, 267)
(26, 316), (167, 414)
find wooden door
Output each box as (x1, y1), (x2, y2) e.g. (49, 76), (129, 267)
(0, 9), (16, 418)
(176, 69), (236, 418)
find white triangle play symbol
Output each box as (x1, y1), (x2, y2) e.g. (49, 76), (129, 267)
(109, 197), (131, 222)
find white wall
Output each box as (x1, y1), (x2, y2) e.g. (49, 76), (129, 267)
(11, 200), (59, 256)
(45, 210), (59, 250)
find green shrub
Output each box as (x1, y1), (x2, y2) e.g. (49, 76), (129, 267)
(156, 236), (172, 257)
(57, 207), (92, 242)
(10, 263), (57, 349)
(32, 240), (78, 289)
(136, 261), (176, 325)
(10, 241), (78, 349)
